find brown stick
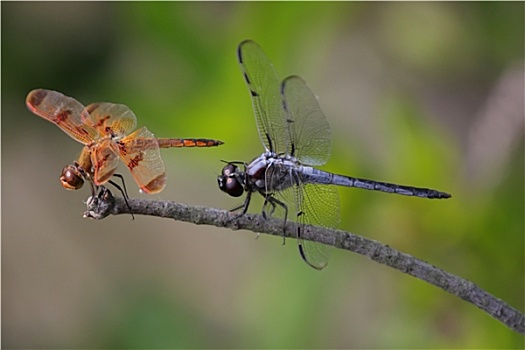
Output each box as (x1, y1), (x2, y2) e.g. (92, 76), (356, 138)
(84, 189), (525, 335)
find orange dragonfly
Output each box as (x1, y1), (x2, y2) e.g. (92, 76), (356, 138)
(26, 89), (223, 195)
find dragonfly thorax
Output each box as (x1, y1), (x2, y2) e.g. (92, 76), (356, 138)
(245, 152), (302, 193)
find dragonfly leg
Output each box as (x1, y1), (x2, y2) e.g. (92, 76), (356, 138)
(226, 190), (253, 223)
(220, 159), (247, 167)
(262, 194), (288, 245)
(108, 174), (135, 220)
(260, 194), (278, 240)
(87, 177), (97, 198)
(262, 195), (276, 219)
(229, 202), (246, 212)
(69, 161), (99, 200)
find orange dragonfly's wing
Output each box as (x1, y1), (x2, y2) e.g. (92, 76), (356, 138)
(118, 126), (166, 194)
(26, 89), (99, 145)
(90, 138), (120, 186)
(84, 102), (137, 139)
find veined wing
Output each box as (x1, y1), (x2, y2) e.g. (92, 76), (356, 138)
(26, 89), (99, 145)
(295, 182), (340, 270)
(84, 102), (137, 139)
(281, 76), (331, 166)
(118, 126), (166, 194)
(238, 40), (289, 153)
(91, 138), (120, 186)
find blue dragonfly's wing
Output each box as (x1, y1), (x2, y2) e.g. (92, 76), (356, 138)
(237, 40), (289, 154)
(281, 75), (332, 166)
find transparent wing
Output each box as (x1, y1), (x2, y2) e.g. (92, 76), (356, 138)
(84, 102), (137, 139)
(91, 139), (120, 186)
(118, 126), (166, 194)
(269, 168), (340, 270)
(281, 76), (332, 166)
(294, 183), (340, 270)
(26, 89), (99, 144)
(237, 40), (289, 153)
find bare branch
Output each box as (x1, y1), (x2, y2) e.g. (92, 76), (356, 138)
(85, 189), (525, 335)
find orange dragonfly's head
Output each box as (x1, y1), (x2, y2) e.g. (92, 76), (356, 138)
(60, 164), (86, 191)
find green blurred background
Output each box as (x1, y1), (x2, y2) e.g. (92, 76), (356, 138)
(2, 2), (523, 348)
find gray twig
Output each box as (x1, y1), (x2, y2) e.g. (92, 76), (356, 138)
(84, 189), (525, 335)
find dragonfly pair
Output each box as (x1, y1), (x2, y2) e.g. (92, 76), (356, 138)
(26, 40), (450, 270)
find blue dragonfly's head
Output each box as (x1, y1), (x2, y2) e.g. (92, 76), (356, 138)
(217, 162), (245, 197)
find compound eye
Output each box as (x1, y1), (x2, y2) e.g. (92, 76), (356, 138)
(60, 165), (84, 190)
(217, 175), (244, 197)
(221, 163), (238, 177)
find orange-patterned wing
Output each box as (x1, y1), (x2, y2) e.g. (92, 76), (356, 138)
(117, 126), (166, 194)
(84, 102), (137, 139)
(26, 89), (99, 145)
(90, 138), (120, 186)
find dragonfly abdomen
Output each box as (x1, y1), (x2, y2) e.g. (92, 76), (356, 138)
(157, 138), (224, 148)
(298, 167), (449, 199)
(333, 173), (451, 199)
